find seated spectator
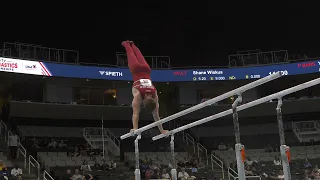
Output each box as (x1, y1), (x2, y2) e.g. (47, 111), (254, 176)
(264, 144), (273, 152)
(150, 161), (158, 171)
(178, 168), (195, 180)
(177, 157), (186, 168)
(277, 170), (284, 180)
(245, 166), (254, 176)
(48, 138), (58, 148)
(72, 169), (83, 180)
(101, 160), (111, 171)
(31, 138), (40, 148)
(162, 169), (170, 179)
(80, 160), (92, 172)
(227, 144), (233, 151)
(60, 169), (72, 180)
(310, 165), (320, 179)
(273, 155), (282, 166)
(0, 161), (7, 172)
(218, 142), (227, 150)
(93, 161), (101, 171)
(58, 140), (67, 148)
(245, 157), (254, 166)
(145, 168), (153, 180)
(304, 159), (312, 169)
(110, 160), (117, 170)
(83, 173), (93, 180)
(11, 165), (22, 177)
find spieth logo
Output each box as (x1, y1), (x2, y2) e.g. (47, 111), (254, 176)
(99, 71), (123, 77)
(25, 64), (37, 70)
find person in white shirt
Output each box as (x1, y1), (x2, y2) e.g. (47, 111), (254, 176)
(11, 164), (22, 177)
(161, 169), (170, 180)
(80, 161), (92, 172)
(8, 132), (19, 160)
(178, 168), (195, 180)
(273, 155), (282, 166)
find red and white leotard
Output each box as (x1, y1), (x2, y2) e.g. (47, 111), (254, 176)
(123, 42), (156, 98)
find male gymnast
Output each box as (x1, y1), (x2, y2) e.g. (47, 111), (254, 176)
(122, 40), (168, 134)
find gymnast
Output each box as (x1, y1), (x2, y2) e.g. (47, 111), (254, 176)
(121, 40), (168, 134)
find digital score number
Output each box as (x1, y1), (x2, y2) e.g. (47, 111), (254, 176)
(193, 77), (207, 81)
(250, 75), (261, 79)
(269, 70), (288, 76)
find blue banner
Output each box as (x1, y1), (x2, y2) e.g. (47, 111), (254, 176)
(1, 57), (320, 82)
(42, 60), (320, 82)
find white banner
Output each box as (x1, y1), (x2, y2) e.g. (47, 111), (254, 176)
(0, 57), (51, 76)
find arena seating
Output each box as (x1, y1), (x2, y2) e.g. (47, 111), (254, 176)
(0, 151), (12, 167)
(125, 152), (188, 165)
(214, 145), (320, 167)
(18, 126), (83, 137)
(38, 152), (109, 167)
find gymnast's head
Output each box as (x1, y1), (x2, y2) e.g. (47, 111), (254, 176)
(143, 94), (156, 113)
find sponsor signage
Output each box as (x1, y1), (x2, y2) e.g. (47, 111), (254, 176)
(1, 57), (320, 82)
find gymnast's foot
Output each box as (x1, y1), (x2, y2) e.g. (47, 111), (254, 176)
(128, 41), (134, 45)
(121, 40), (130, 47)
(130, 129), (137, 133)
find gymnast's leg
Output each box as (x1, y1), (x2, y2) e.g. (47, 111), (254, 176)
(131, 43), (151, 70)
(121, 41), (139, 73)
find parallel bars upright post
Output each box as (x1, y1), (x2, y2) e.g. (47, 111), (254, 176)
(276, 99), (291, 180)
(232, 95), (246, 180)
(153, 76), (320, 180)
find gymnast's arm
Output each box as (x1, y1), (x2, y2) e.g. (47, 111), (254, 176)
(132, 88), (141, 130)
(152, 92), (168, 134)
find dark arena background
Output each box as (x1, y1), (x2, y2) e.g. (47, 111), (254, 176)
(1, 2), (320, 180)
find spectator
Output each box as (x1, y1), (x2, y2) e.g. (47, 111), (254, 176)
(218, 142), (227, 150)
(277, 170), (284, 179)
(145, 168), (153, 180)
(0, 161), (7, 172)
(245, 166), (254, 176)
(11, 164), (22, 177)
(84, 174), (93, 180)
(58, 140), (67, 148)
(304, 159), (312, 169)
(80, 160), (92, 172)
(8, 132), (19, 160)
(227, 144), (233, 151)
(111, 160), (117, 170)
(264, 144), (273, 152)
(48, 138), (58, 148)
(17, 175), (22, 180)
(162, 169), (170, 179)
(310, 165), (320, 179)
(177, 157), (185, 168)
(60, 169), (72, 180)
(71, 169), (83, 180)
(93, 161), (101, 171)
(245, 157), (254, 166)
(273, 155), (282, 166)
(178, 168), (195, 180)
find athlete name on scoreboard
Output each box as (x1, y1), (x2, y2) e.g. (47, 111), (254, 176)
(193, 70), (223, 75)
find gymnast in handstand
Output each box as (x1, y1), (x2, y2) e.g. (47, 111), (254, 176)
(121, 40), (168, 134)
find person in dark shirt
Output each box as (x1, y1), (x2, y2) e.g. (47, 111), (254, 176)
(60, 169), (72, 180)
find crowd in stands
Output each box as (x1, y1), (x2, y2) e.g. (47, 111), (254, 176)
(137, 153), (203, 180)
(0, 162), (23, 180)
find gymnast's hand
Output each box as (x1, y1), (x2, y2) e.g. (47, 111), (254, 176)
(160, 129), (169, 134)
